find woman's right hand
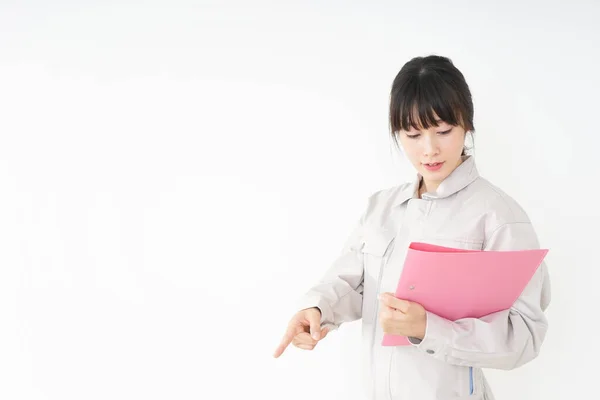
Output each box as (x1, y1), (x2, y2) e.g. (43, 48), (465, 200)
(272, 307), (330, 358)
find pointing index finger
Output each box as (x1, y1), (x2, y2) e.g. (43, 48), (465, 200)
(273, 326), (295, 358)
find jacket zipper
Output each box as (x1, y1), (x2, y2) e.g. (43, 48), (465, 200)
(371, 239), (394, 400)
(373, 240), (394, 336)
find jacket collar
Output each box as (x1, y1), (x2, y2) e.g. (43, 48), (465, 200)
(393, 155), (480, 206)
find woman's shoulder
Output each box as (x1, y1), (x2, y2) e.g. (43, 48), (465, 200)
(464, 177), (532, 227)
(355, 182), (414, 224)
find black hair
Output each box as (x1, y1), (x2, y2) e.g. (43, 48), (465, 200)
(389, 55), (474, 155)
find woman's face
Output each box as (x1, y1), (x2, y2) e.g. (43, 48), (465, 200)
(398, 117), (466, 192)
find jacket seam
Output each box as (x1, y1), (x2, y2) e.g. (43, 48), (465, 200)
(483, 221), (531, 248)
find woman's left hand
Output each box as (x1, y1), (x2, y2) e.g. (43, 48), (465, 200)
(378, 292), (427, 340)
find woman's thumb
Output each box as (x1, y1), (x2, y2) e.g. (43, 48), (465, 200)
(309, 314), (322, 340)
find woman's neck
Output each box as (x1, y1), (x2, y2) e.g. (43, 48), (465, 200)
(418, 179), (440, 198)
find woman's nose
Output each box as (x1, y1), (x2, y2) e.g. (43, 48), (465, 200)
(422, 134), (440, 156)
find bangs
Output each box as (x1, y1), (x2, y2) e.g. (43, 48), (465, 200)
(389, 72), (470, 133)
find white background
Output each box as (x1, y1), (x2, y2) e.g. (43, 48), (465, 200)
(0, 1), (598, 399)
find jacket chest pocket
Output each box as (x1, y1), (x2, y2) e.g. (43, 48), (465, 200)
(423, 236), (484, 251)
(362, 227), (395, 280)
(360, 227), (395, 323)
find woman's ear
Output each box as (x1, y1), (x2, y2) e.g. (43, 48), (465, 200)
(463, 130), (474, 155)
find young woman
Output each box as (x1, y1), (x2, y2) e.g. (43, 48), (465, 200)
(273, 55), (551, 400)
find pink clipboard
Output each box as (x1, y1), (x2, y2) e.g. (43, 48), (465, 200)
(381, 242), (548, 346)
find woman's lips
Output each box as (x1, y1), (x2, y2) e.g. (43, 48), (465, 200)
(423, 162), (444, 171)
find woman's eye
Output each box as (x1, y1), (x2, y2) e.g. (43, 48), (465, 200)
(438, 129), (452, 135)
(406, 133), (420, 139)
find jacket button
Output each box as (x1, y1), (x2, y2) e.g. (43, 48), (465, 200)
(426, 349), (435, 354)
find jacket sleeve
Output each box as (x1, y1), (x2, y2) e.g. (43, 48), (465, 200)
(408, 222), (552, 370)
(295, 211), (367, 331)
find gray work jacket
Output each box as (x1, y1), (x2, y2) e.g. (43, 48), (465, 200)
(297, 155), (551, 400)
